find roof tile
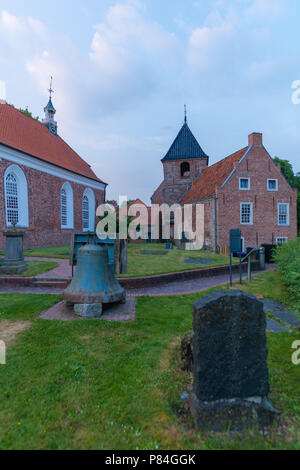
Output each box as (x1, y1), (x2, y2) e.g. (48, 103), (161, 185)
(181, 147), (248, 203)
(162, 123), (208, 161)
(0, 103), (105, 184)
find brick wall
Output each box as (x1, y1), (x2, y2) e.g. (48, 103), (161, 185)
(216, 139), (298, 249)
(0, 158), (105, 249)
(153, 158), (208, 205)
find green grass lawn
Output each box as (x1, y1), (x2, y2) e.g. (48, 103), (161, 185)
(121, 243), (239, 277)
(21, 243), (239, 278)
(0, 271), (299, 450)
(0, 261), (59, 278)
(24, 246), (70, 259)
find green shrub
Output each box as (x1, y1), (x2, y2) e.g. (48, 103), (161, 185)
(273, 238), (300, 310)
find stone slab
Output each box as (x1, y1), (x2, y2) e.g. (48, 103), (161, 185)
(266, 318), (291, 333)
(74, 303), (103, 318)
(40, 297), (136, 322)
(270, 311), (300, 329)
(262, 299), (300, 328)
(190, 394), (279, 432)
(140, 251), (168, 255)
(184, 258), (213, 265)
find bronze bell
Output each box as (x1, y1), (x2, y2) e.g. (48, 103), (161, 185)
(63, 244), (125, 316)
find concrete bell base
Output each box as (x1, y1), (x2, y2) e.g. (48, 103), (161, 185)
(190, 393), (279, 432)
(73, 303), (103, 318)
(0, 261), (28, 275)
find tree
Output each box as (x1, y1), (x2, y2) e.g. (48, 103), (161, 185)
(97, 202), (134, 240)
(18, 107), (39, 121)
(273, 157), (300, 230)
(9, 103), (39, 121)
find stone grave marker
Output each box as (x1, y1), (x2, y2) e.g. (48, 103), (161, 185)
(190, 290), (278, 431)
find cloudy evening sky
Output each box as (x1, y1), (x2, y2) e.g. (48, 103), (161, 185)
(0, 0), (299, 202)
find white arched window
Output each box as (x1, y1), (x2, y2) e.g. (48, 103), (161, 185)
(82, 188), (95, 232)
(61, 182), (74, 229)
(4, 165), (29, 228)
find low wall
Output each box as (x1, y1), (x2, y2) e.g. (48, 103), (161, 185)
(0, 261), (261, 290)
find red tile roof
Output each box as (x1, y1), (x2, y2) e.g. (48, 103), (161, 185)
(128, 198), (148, 208)
(0, 103), (105, 184)
(181, 147), (248, 204)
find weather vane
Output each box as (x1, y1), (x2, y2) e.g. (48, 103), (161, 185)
(48, 76), (54, 100)
(184, 104), (187, 124)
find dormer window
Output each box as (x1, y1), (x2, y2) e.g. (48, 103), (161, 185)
(268, 179), (278, 191)
(239, 177), (250, 190)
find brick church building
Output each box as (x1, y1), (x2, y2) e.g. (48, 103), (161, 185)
(152, 116), (298, 251)
(0, 95), (106, 249)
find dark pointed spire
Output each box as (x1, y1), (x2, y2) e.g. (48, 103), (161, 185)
(162, 111), (209, 162)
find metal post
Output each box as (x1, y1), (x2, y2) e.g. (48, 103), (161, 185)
(259, 247), (266, 271)
(248, 256), (251, 281)
(239, 253), (242, 285)
(230, 252), (233, 287)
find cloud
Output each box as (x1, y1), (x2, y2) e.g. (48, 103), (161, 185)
(245, 0), (284, 23)
(0, 0), (298, 199)
(188, 17), (235, 69)
(1, 1), (181, 123)
(246, 60), (279, 80)
(88, 0), (181, 111)
(0, 10), (25, 32)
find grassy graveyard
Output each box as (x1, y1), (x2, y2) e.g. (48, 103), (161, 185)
(22, 243), (239, 277)
(0, 269), (299, 450)
(0, 260), (59, 278)
(24, 246), (71, 260)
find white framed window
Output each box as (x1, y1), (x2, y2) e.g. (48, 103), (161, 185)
(61, 182), (74, 229)
(276, 237), (288, 246)
(268, 179), (278, 191)
(239, 177), (250, 190)
(240, 203), (253, 225)
(82, 188), (95, 232)
(278, 203), (289, 226)
(4, 165), (29, 228)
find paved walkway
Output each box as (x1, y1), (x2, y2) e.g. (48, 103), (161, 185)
(0, 264), (276, 296)
(1, 259), (298, 332)
(38, 291), (299, 332)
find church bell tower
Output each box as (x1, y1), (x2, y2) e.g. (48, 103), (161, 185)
(42, 77), (58, 136)
(151, 107), (209, 206)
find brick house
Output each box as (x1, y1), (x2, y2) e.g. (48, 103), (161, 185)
(152, 119), (297, 251)
(0, 98), (106, 249)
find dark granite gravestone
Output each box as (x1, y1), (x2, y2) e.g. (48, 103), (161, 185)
(190, 290), (278, 431)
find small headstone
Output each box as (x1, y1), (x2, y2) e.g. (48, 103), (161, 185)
(165, 243), (173, 250)
(190, 290), (279, 431)
(140, 251), (168, 256)
(184, 258), (213, 265)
